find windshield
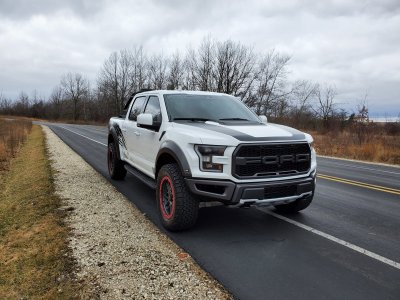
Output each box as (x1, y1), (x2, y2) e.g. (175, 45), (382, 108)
(163, 94), (260, 123)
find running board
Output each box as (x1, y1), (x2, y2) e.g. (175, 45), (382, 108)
(124, 164), (156, 189)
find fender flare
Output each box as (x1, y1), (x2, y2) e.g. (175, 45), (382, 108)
(156, 140), (192, 178)
(108, 126), (124, 160)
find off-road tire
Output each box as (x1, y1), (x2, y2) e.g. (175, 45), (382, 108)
(156, 163), (198, 231)
(107, 141), (126, 180)
(274, 193), (314, 214)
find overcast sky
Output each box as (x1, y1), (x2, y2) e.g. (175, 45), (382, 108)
(0, 0), (399, 116)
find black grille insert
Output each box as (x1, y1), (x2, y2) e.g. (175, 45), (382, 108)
(233, 143), (311, 178)
(264, 185), (297, 199)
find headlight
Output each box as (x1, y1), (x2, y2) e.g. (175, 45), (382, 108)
(304, 133), (314, 147)
(194, 145), (227, 172)
(304, 133), (317, 168)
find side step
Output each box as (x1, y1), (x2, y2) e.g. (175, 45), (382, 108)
(124, 164), (156, 189)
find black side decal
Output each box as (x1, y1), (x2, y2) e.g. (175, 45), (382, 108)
(159, 131), (166, 141)
(113, 124), (127, 149)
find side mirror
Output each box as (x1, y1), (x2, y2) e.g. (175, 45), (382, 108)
(119, 109), (127, 118)
(137, 113), (161, 131)
(258, 115), (268, 124)
(137, 113), (153, 126)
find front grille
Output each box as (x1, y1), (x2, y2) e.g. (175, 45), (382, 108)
(233, 143), (311, 178)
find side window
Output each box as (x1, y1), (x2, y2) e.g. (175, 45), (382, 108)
(144, 96), (162, 123)
(128, 96), (146, 121)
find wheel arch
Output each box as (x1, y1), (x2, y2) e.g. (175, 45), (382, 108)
(156, 141), (192, 178)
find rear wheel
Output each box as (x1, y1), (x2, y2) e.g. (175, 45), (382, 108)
(274, 193), (314, 213)
(107, 141), (126, 180)
(156, 163), (198, 231)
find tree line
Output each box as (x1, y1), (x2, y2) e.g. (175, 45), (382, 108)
(0, 37), (382, 130)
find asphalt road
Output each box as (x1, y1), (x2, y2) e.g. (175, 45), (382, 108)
(46, 123), (400, 300)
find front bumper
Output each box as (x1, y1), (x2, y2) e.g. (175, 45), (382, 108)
(185, 174), (316, 207)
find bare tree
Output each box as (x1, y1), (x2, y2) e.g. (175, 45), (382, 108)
(248, 50), (291, 115)
(185, 37), (216, 91)
(314, 84), (337, 124)
(49, 86), (63, 119)
(131, 46), (148, 92)
(30, 89), (46, 118)
(98, 49), (135, 115)
(61, 72), (89, 121)
(147, 54), (168, 89)
(356, 91), (369, 122)
(291, 80), (318, 116)
(353, 93), (371, 144)
(4, 35), (365, 132)
(213, 40), (255, 96)
(13, 91), (30, 116)
(182, 48), (197, 90)
(0, 93), (11, 115)
(167, 52), (184, 90)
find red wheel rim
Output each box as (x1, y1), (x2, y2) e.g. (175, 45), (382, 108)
(159, 176), (175, 220)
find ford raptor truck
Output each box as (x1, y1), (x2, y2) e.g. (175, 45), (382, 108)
(107, 90), (317, 231)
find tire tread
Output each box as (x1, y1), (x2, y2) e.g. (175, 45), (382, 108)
(157, 163), (198, 231)
(108, 142), (127, 180)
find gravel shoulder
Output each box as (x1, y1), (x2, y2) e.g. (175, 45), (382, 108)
(42, 126), (231, 299)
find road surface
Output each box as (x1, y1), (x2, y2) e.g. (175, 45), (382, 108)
(46, 123), (400, 300)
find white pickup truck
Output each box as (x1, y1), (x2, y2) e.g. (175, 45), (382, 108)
(108, 90), (317, 231)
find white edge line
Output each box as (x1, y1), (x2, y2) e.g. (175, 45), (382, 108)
(57, 125), (107, 147)
(265, 210), (400, 270)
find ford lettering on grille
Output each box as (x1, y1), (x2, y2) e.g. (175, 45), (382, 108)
(233, 143), (311, 178)
(261, 154), (310, 165)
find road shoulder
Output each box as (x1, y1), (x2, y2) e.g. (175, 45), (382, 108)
(42, 125), (231, 299)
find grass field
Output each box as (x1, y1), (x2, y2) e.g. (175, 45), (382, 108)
(312, 130), (400, 165)
(0, 125), (80, 299)
(0, 117), (32, 171)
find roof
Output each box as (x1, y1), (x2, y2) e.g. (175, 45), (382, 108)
(123, 89), (232, 110)
(138, 90), (230, 96)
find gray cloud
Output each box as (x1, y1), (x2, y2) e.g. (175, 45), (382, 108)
(0, 0), (106, 19)
(0, 0), (399, 116)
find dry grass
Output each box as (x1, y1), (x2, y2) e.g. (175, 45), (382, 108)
(0, 125), (80, 299)
(0, 117), (32, 171)
(311, 130), (400, 165)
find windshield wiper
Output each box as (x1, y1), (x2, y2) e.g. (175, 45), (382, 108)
(173, 117), (218, 122)
(219, 118), (251, 121)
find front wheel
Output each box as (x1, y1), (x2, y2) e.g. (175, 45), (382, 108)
(156, 163), (198, 231)
(107, 141), (126, 180)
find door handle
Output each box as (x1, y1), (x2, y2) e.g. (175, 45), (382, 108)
(134, 131), (140, 136)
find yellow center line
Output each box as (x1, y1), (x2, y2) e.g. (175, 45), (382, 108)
(319, 174), (400, 192)
(317, 174), (400, 195)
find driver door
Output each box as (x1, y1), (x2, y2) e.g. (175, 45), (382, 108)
(123, 96), (147, 165)
(135, 95), (163, 176)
